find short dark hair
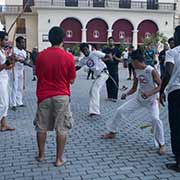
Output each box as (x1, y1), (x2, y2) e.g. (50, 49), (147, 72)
(48, 26), (65, 46)
(174, 25), (180, 47)
(16, 36), (24, 43)
(91, 44), (97, 50)
(168, 37), (174, 44)
(0, 31), (8, 41)
(80, 43), (89, 51)
(131, 49), (145, 63)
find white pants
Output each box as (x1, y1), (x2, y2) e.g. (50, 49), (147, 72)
(9, 69), (24, 107)
(89, 72), (108, 115)
(0, 77), (9, 120)
(106, 97), (165, 146)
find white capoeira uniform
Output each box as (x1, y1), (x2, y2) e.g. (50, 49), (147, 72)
(107, 65), (165, 147)
(79, 51), (109, 115)
(0, 49), (9, 120)
(9, 47), (26, 107)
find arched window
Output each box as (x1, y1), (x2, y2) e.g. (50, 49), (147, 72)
(16, 18), (26, 34)
(60, 17), (82, 43)
(147, 0), (158, 9)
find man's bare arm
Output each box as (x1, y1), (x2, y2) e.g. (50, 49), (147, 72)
(160, 62), (174, 94)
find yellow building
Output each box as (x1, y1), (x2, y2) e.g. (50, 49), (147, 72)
(0, 0), (177, 51)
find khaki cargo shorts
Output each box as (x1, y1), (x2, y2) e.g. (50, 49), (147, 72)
(34, 96), (73, 135)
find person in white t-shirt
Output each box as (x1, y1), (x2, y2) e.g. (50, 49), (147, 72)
(76, 43), (109, 117)
(0, 31), (15, 131)
(122, 48), (128, 68)
(160, 25), (180, 172)
(9, 36), (27, 111)
(102, 49), (165, 155)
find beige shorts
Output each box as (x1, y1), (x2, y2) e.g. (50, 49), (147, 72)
(34, 96), (73, 135)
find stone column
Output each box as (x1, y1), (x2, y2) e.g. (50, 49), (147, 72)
(132, 29), (138, 49)
(107, 29), (113, 38)
(81, 28), (87, 43)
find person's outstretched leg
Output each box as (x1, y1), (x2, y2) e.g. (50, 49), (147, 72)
(102, 97), (141, 139)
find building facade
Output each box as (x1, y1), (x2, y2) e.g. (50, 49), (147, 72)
(175, 0), (180, 26)
(0, 0), (176, 51)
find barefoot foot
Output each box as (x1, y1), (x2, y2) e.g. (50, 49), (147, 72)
(55, 159), (66, 167)
(159, 145), (166, 155)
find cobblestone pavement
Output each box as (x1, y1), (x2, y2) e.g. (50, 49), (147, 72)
(0, 64), (180, 180)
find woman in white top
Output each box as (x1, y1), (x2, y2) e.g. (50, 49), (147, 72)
(0, 31), (15, 131)
(102, 49), (165, 155)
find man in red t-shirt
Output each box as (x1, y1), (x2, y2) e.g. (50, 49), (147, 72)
(34, 27), (76, 167)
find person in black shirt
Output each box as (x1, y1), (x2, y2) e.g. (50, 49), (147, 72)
(103, 37), (121, 102)
(158, 43), (169, 79)
(127, 45), (135, 80)
(31, 47), (38, 81)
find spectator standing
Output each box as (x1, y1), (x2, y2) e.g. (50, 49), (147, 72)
(160, 26), (180, 172)
(34, 27), (76, 166)
(103, 37), (121, 102)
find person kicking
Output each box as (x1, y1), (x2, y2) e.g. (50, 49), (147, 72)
(102, 49), (165, 155)
(76, 43), (110, 117)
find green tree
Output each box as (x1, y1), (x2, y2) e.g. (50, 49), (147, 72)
(142, 32), (167, 50)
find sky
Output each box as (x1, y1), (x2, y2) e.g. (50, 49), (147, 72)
(0, 0), (5, 5)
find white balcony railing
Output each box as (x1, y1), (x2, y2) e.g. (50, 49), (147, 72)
(0, 1), (176, 14)
(34, 0), (176, 11)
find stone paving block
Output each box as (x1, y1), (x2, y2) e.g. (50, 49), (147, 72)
(33, 175), (52, 180)
(63, 176), (82, 180)
(81, 173), (100, 179)
(139, 175), (157, 180)
(110, 175), (127, 180)
(14, 177), (33, 180)
(5, 173), (24, 179)
(168, 177), (180, 180)
(127, 172), (144, 178)
(94, 177), (111, 180)
(155, 173), (173, 179)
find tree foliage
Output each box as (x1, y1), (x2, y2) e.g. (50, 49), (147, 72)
(142, 32), (167, 49)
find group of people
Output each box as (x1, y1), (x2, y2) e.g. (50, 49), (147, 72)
(0, 25), (180, 172)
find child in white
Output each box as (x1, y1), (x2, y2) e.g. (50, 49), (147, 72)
(102, 49), (165, 155)
(76, 43), (109, 116)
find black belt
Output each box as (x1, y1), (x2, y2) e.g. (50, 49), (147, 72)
(101, 68), (108, 73)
